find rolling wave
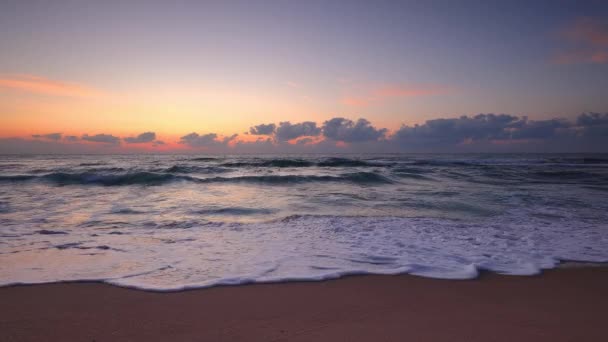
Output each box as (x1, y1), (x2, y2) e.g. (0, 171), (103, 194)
(219, 157), (384, 168)
(221, 159), (314, 168)
(0, 171), (394, 186)
(163, 165), (230, 174)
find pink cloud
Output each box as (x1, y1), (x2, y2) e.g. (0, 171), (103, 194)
(342, 84), (447, 107)
(0, 74), (101, 97)
(563, 17), (608, 46)
(553, 17), (608, 65)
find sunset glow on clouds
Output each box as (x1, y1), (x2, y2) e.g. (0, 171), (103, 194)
(1, 1), (607, 153)
(0, 75), (102, 98)
(553, 17), (608, 64)
(3, 112), (606, 154)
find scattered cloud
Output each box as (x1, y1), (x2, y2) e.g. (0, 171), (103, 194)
(553, 17), (608, 64)
(275, 121), (321, 141)
(81, 133), (120, 144)
(392, 113), (608, 150)
(296, 137), (315, 145)
(249, 123), (276, 135)
(563, 17), (608, 46)
(0, 74), (101, 97)
(3, 114), (608, 153)
(576, 112), (608, 137)
(64, 135), (79, 142)
(394, 114), (520, 146)
(179, 132), (238, 148)
(32, 133), (62, 141)
(342, 84), (447, 107)
(124, 132), (156, 144)
(322, 118), (387, 142)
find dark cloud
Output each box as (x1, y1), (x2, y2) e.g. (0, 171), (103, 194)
(322, 118), (387, 142)
(3, 114), (608, 154)
(508, 118), (571, 139)
(81, 133), (120, 144)
(179, 133), (237, 148)
(180, 133), (217, 147)
(391, 113), (608, 151)
(394, 114), (522, 146)
(64, 135), (79, 142)
(296, 137), (314, 145)
(576, 112), (608, 137)
(32, 133), (62, 141)
(275, 121), (321, 141)
(249, 123), (276, 135)
(124, 132), (156, 144)
(577, 112), (608, 126)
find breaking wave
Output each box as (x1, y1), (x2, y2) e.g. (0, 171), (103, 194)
(0, 171), (394, 186)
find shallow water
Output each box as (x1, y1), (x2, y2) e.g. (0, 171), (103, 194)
(1, 154), (607, 290)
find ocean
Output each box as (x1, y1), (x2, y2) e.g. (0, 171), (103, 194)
(1, 154), (607, 290)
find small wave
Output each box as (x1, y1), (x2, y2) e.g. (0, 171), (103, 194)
(221, 159), (314, 168)
(192, 207), (276, 216)
(0, 175), (38, 182)
(111, 207), (144, 215)
(189, 157), (217, 162)
(582, 157), (608, 164)
(531, 170), (603, 180)
(544, 157), (608, 165)
(164, 165), (230, 174)
(393, 172), (432, 180)
(36, 230), (68, 235)
(55, 242), (120, 252)
(1, 171), (393, 186)
(78, 162), (106, 166)
(411, 160), (475, 167)
(45, 172), (186, 186)
(201, 172), (394, 185)
(219, 158), (384, 168)
(0, 172), (188, 186)
(317, 158), (382, 167)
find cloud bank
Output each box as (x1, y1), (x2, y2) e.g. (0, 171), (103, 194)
(32, 133), (62, 141)
(274, 121), (321, 141)
(123, 132), (165, 146)
(3, 113), (608, 153)
(249, 123), (276, 135)
(82, 134), (121, 144)
(323, 118), (387, 142)
(179, 133), (237, 148)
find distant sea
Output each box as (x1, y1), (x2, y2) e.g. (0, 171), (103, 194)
(1, 154), (607, 290)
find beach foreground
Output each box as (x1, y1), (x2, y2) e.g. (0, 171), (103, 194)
(1, 267), (607, 342)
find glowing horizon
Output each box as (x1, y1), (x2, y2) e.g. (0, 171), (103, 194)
(1, 1), (607, 153)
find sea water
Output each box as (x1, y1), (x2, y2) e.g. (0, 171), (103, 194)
(1, 154), (607, 290)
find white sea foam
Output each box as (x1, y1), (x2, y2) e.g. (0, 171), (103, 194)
(1, 214), (607, 291)
(1, 154), (607, 290)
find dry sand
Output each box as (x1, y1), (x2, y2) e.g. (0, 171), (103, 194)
(1, 267), (607, 341)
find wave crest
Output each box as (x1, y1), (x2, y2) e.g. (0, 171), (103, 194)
(0, 171), (394, 186)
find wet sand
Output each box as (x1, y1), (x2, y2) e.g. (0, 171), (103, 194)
(1, 267), (607, 341)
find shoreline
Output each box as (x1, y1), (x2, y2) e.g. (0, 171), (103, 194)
(3, 260), (607, 293)
(2, 267), (607, 341)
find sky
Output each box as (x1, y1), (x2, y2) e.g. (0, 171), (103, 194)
(1, 0), (608, 153)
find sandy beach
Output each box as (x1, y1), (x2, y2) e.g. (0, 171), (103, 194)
(1, 267), (607, 341)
